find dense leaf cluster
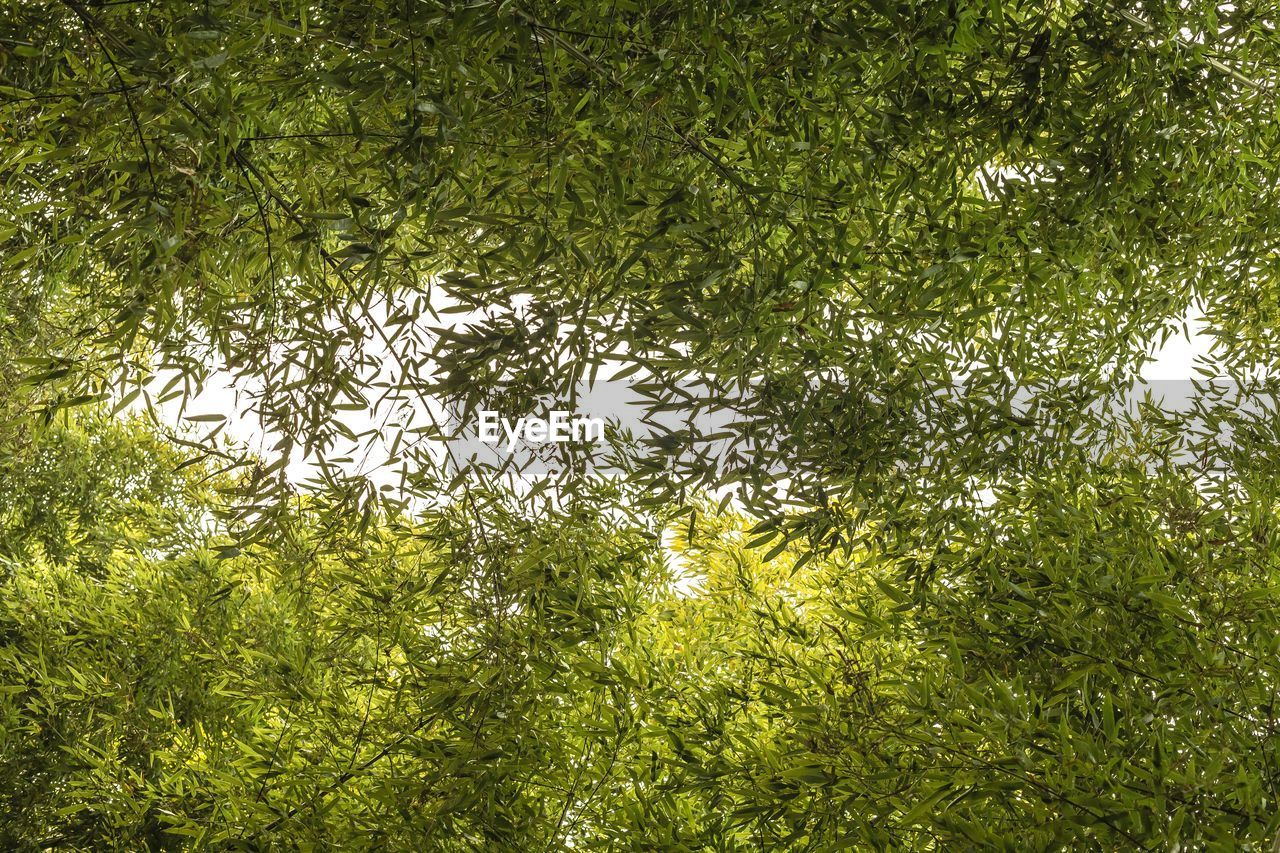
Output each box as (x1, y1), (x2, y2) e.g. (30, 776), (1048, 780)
(4, 418), (1280, 848)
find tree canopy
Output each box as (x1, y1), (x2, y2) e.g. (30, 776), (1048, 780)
(5, 0), (1280, 849)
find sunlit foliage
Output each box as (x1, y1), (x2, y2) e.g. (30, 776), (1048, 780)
(6, 1), (1280, 849)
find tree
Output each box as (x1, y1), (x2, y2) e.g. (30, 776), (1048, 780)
(6, 0), (1280, 849)
(6, 413), (1280, 848)
(6, 0), (1280, 521)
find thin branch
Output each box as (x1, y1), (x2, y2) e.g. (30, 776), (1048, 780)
(59, 0), (158, 192)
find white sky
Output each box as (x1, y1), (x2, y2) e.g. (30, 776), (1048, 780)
(1141, 308), (1215, 379)
(132, 308), (1217, 488)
